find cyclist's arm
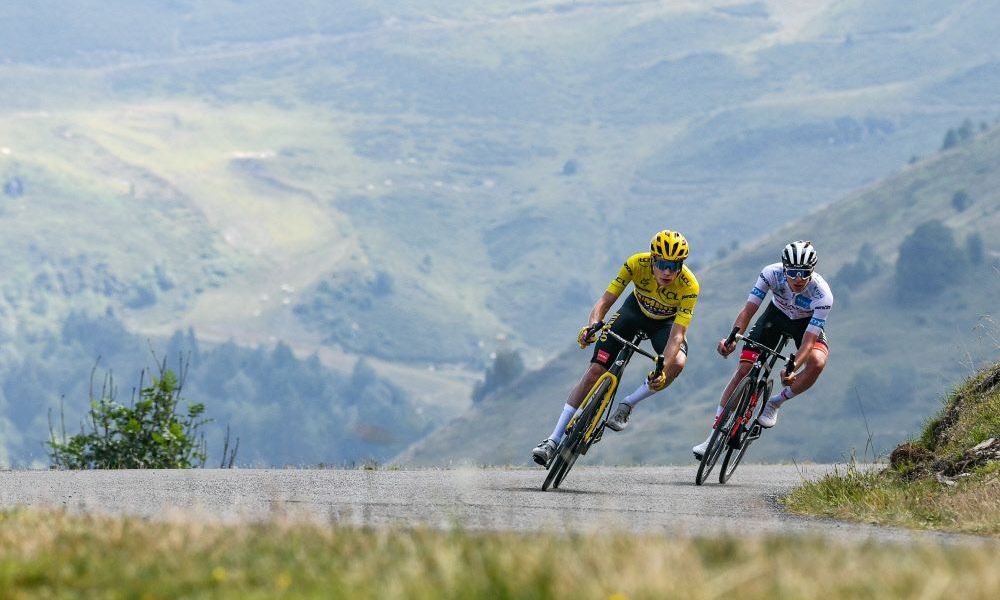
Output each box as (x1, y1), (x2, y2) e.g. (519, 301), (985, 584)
(731, 300), (760, 335)
(663, 322), (687, 364)
(718, 301), (760, 355)
(793, 330), (819, 368)
(587, 291), (619, 326)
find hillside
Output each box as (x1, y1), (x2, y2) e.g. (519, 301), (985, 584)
(396, 125), (1000, 466)
(786, 360), (1000, 534)
(2, 1), (1000, 465)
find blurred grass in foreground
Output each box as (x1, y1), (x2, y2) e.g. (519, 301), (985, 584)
(1, 508), (998, 599)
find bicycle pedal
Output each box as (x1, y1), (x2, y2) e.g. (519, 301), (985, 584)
(747, 424), (762, 441)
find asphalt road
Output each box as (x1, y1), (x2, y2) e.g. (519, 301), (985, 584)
(0, 465), (981, 543)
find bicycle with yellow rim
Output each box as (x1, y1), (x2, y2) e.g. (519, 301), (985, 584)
(542, 323), (664, 491)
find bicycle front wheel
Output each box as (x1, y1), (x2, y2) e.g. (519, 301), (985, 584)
(696, 376), (752, 485)
(720, 379), (770, 483)
(542, 377), (612, 491)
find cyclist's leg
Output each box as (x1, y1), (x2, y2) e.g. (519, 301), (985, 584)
(620, 319), (684, 409)
(539, 305), (633, 447)
(770, 328), (829, 405)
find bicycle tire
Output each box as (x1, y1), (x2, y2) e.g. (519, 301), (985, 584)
(541, 378), (612, 490)
(552, 452), (578, 489)
(720, 379), (774, 483)
(696, 376), (752, 485)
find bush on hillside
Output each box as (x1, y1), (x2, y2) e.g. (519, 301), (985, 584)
(472, 348), (525, 403)
(895, 220), (966, 301)
(833, 242), (884, 291)
(966, 233), (984, 265)
(951, 190), (972, 212)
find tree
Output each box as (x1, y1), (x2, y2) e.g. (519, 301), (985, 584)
(951, 190), (972, 212)
(895, 220), (965, 300)
(48, 361), (209, 469)
(966, 233), (984, 265)
(472, 348), (525, 403)
(941, 129), (959, 150)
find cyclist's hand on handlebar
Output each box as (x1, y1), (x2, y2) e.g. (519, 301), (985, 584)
(717, 338), (737, 357)
(647, 369), (667, 392)
(781, 369), (797, 386)
(578, 323), (601, 349)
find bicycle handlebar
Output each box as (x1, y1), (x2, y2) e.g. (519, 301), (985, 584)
(586, 321), (664, 368)
(725, 326), (796, 375)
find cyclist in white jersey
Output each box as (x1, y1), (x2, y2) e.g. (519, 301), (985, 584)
(693, 240), (833, 459)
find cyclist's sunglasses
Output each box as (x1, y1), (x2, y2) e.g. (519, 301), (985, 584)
(653, 258), (684, 272)
(784, 268), (813, 280)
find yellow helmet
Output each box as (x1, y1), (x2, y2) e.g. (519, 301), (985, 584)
(650, 230), (689, 261)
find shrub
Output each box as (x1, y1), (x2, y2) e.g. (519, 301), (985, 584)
(952, 190), (972, 212)
(895, 220), (965, 300)
(48, 361), (209, 469)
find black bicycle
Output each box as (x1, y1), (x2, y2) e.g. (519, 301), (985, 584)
(695, 326), (795, 485)
(542, 322), (664, 491)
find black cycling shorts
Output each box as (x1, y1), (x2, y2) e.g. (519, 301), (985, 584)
(591, 294), (688, 368)
(741, 302), (830, 361)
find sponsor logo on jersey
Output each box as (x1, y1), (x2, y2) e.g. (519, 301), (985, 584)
(636, 294), (677, 318)
(597, 349), (611, 363)
(814, 304), (832, 310)
(809, 317), (826, 329)
(751, 287), (767, 299)
(794, 294), (811, 309)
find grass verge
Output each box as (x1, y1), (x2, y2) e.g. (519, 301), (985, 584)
(785, 362), (1000, 535)
(2, 508), (999, 598)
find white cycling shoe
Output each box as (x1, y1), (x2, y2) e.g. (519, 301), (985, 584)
(692, 434), (712, 460)
(757, 400), (780, 428)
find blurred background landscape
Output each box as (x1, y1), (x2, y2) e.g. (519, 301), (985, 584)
(0, 0), (997, 467)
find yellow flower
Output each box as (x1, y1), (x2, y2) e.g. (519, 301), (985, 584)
(212, 566), (227, 583)
(276, 572), (292, 590)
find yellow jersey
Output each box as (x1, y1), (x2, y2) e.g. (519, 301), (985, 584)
(606, 252), (699, 326)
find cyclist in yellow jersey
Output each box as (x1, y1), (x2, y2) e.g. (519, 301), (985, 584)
(532, 230), (700, 466)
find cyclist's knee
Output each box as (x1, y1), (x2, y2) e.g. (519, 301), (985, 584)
(807, 350), (828, 373)
(736, 360), (753, 376)
(584, 362), (606, 381)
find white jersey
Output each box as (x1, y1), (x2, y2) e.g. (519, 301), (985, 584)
(747, 263), (833, 336)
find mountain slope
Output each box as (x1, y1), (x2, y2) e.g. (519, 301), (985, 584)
(2, 1), (1000, 466)
(396, 125), (1000, 465)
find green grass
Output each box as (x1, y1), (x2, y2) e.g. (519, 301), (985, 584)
(785, 362), (1000, 535)
(2, 508), (1000, 598)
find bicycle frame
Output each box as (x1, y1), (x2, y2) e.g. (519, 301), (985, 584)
(696, 327), (795, 485)
(542, 324), (664, 490)
(727, 332), (791, 445)
(574, 329), (652, 447)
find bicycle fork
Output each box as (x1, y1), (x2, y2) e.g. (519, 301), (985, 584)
(563, 371), (619, 445)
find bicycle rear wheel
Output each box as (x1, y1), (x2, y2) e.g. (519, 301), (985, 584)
(541, 378), (611, 491)
(696, 376), (752, 485)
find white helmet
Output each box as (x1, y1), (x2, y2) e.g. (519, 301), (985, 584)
(781, 240), (818, 270)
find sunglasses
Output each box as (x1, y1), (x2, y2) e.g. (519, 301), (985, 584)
(653, 258), (684, 272)
(784, 268), (813, 280)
